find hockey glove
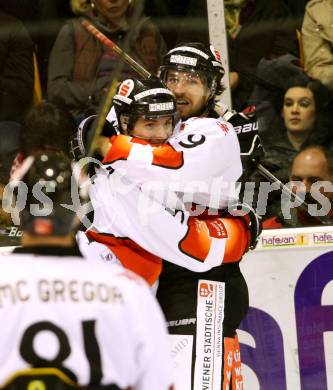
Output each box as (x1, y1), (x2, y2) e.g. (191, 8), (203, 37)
(224, 202), (262, 251)
(70, 115), (118, 161)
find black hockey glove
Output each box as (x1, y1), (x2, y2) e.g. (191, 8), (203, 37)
(224, 202), (262, 250)
(70, 115), (118, 161)
(228, 106), (264, 161)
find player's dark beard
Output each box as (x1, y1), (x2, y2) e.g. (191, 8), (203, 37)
(187, 96), (216, 120)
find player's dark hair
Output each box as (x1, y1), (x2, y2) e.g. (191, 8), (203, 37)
(21, 102), (76, 156)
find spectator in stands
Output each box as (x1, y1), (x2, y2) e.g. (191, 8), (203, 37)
(0, 10), (34, 123)
(169, 0), (296, 111)
(260, 75), (333, 185)
(263, 144), (333, 228)
(0, 1), (75, 93)
(48, 0), (166, 119)
(283, 0), (310, 18)
(248, 67), (333, 221)
(226, 0), (297, 111)
(302, 0), (333, 93)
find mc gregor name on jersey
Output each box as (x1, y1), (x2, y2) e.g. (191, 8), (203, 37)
(0, 279), (124, 307)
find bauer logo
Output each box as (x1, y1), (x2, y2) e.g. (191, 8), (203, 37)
(199, 282), (214, 298)
(234, 121), (259, 134)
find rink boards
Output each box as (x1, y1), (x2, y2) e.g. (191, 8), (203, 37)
(239, 226), (333, 390)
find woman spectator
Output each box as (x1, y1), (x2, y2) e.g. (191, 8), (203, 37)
(47, 0), (166, 119)
(249, 66), (333, 221)
(261, 74), (333, 184)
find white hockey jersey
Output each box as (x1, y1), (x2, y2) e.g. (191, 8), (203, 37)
(103, 116), (242, 209)
(82, 116), (244, 285)
(86, 169), (232, 284)
(0, 254), (173, 390)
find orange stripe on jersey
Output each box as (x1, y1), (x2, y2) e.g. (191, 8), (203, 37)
(103, 134), (133, 164)
(152, 143), (184, 169)
(179, 218), (212, 261)
(223, 335), (244, 390)
(222, 218), (250, 263)
(103, 135), (183, 169)
(86, 230), (162, 285)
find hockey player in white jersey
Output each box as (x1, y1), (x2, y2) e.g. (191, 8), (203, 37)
(71, 76), (259, 288)
(86, 44), (260, 389)
(0, 151), (174, 390)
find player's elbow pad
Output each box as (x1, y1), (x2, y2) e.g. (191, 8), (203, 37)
(222, 218), (251, 263)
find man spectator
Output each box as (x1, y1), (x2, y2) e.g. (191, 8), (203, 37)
(0, 10), (33, 123)
(302, 0), (333, 93)
(263, 144), (333, 228)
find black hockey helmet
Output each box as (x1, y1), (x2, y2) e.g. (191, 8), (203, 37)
(159, 42), (225, 97)
(11, 151), (87, 236)
(112, 77), (177, 133)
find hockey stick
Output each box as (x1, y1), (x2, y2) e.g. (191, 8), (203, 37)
(81, 19), (151, 79)
(82, 0), (145, 158)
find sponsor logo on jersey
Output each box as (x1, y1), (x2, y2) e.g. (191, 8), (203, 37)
(199, 282), (214, 298)
(170, 54), (197, 67)
(195, 280), (225, 390)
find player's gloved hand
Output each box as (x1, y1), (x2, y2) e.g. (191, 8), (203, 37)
(224, 202), (262, 251)
(70, 115), (118, 161)
(228, 106), (264, 160)
(214, 99), (231, 118)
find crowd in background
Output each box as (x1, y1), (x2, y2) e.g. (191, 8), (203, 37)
(1, 0), (333, 234)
